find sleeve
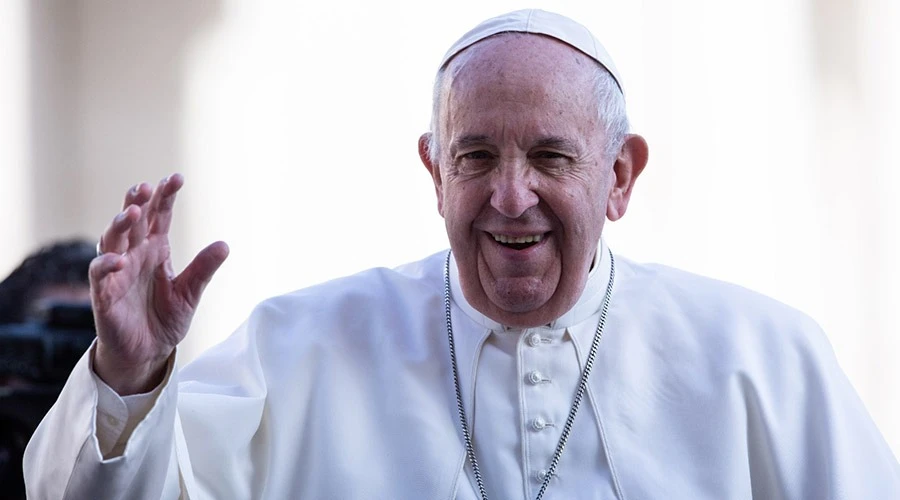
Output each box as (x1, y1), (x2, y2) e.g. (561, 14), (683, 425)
(94, 348), (167, 458)
(744, 315), (900, 499)
(22, 312), (270, 500)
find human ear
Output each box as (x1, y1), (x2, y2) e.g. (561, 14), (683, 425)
(419, 133), (444, 217)
(606, 134), (649, 221)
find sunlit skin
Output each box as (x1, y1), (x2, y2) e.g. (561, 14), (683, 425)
(92, 174), (230, 395)
(420, 34), (648, 328)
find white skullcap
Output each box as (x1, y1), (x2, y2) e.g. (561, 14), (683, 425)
(439, 9), (623, 93)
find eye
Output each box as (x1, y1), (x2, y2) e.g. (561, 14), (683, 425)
(451, 150), (497, 176)
(532, 151), (568, 160)
(530, 151), (573, 173)
(462, 150), (493, 160)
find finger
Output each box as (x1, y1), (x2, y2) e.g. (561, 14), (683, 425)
(171, 241), (229, 309)
(148, 173), (185, 236)
(122, 182), (151, 211)
(99, 205), (140, 255)
(89, 253), (126, 282)
(88, 254), (126, 306)
(126, 182), (153, 248)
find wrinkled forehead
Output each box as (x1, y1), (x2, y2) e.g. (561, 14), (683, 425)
(439, 9), (623, 94)
(445, 33), (597, 92)
(439, 35), (604, 145)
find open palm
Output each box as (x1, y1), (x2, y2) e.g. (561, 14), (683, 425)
(90, 174), (228, 394)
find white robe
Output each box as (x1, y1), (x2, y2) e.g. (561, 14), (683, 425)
(23, 244), (900, 499)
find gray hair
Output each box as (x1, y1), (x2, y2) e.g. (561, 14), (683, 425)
(426, 59), (630, 164)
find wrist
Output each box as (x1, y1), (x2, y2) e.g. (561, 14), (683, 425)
(93, 341), (173, 396)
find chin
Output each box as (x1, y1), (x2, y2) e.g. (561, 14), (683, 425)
(484, 292), (564, 328)
(491, 306), (560, 329)
(490, 292), (548, 314)
(487, 277), (552, 309)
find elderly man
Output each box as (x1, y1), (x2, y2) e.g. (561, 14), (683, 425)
(24, 9), (899, 500)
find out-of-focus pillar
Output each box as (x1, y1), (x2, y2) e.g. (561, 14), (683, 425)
(857, 0), (900, 460)
(27, 1), (81, 243)
(811, 0), (900, 459)
(0, 0), (34, 276)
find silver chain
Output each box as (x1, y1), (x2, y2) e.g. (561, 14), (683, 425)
(443, 249), (616, 500)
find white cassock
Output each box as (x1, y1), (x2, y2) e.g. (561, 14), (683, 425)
(24, 241), (900, 499)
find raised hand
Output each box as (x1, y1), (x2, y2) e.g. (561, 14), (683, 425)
(90, 174), (229, 395)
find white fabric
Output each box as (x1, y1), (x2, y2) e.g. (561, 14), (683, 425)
(93, 351), (170, 458)
(453, 241), (617, 498)
(24, 245), (900, 499)
(438, 9), (624, 93)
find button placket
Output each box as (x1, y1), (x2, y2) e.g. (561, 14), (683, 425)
(533, 467), (563, 485)
(520, 327), (568, 496)
(526, 332), (553, 348)
(527, 370), (550, 385)
(530, 416), (555, 432)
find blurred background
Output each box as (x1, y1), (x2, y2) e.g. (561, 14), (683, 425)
(0, 0), (897, 461)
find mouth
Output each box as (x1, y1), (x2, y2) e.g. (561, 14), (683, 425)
(490, 232), (547, 251)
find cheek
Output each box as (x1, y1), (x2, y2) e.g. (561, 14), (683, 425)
(554, 189), (606, 240)
(442, 189), (470, 233)
(445, 182), (482, 217)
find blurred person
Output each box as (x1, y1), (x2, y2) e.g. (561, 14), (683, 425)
(24, 9), (900, 499)
(0, 239), (94, 500)
(0, 237), (95, 388)
(0, 239), (94, 325)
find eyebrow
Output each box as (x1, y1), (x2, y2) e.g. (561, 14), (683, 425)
(448, 134), (491, 156)
(532, 137), (580, 153)
(449, 135), (581, 155)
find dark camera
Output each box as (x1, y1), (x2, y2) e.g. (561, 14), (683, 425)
(0, 304), (95, 499)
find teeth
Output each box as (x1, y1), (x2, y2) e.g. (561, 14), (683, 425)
(492, 233), (544, 244)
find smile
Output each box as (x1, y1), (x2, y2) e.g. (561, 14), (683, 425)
(490, 232), (546, 250)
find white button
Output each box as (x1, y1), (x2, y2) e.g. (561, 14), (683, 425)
(527, 333), (542, 347)
(535, 469), (550, 482)
(106, 415), (119, 427)
(527, 370), (545, 385)
(531, 417), (548, 431)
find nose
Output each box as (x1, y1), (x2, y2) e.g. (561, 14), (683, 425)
(490, 162), (539, 218)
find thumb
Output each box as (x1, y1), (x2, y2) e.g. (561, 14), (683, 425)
(175, 241), (230, 308)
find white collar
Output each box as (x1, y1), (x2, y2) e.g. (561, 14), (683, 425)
(445, 238), (616, 459)
(449, 238), (613, 332)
